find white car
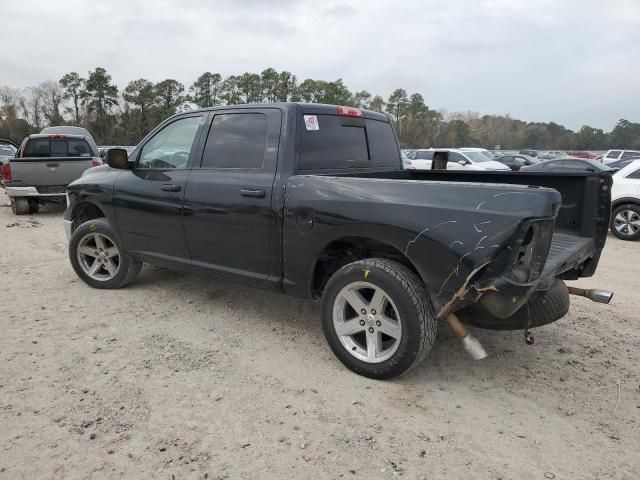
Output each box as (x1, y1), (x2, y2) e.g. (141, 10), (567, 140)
(406, 148), (510, 171)
(459, 147), (500, 160)
(602, 149), (640, 165)
(610, 160), (640, 240)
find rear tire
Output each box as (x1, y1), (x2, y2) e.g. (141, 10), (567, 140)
(69, 218), (142, 289)
(321, 258), (437, 380)
(11, 197), (29, 215)
(610, 204), (640, 240)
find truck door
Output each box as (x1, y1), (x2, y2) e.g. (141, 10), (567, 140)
(113, 114), (207, 263)
(182, 109), (281, 281)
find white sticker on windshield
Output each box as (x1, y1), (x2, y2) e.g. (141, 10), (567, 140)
(304, 115), (319, 131)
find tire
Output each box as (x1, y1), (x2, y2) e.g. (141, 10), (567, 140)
(69, 218), (143, 289)
(321, 258), (437, 380)
(457, 279), (570, 330)
(610, 203), (640, 241)
(11, 197), (29, 215)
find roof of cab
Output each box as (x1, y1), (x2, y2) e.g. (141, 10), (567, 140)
(182, 102), (390, 122)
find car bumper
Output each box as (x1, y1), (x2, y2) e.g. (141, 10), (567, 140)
(5, 186), (65, 198)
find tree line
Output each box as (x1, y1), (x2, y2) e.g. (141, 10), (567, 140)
(1, 66), (639, 150)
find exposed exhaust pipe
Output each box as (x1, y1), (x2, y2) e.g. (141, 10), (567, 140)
(446, 313), (488, 360)
(567, 286), (613, 304)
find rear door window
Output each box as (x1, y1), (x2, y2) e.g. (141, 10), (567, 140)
(606, 150), (622, 159)
(202, 113), (268, 169)
(299, 115), (400, 170)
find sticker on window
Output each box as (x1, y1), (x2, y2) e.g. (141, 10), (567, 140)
(304, 115), (319, 131)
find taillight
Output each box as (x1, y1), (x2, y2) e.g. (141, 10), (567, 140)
(1, 163), (11, 183)
(92, 160), (101, 167)
(337, 106), (363, 117)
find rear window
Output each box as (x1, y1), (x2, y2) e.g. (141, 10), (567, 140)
(299, 115), (400, 170)
(606, 150), (622, 159)
(23, 138), (92, 157)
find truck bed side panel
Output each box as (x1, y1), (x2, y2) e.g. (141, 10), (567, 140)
(283, 175), (560, 310)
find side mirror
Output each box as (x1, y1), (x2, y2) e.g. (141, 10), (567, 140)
(99, 149), (106, 158)
(107, 148), (129, 169)
(458, 160), (468, 165)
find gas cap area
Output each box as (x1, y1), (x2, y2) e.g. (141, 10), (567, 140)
(295, 209), (314, 234)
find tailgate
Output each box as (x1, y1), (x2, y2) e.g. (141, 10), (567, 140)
(8, 158), (94, 187)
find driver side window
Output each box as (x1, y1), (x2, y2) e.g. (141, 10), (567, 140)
(138, 115), (203, 169)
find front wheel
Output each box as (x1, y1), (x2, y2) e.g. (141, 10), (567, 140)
(321, 259), (437, 380)
(610, 204), (640, 240)
(69, 218), (142, 289)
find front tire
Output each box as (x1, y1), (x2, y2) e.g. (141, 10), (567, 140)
(321, 259), (437, 380)
(69, 218), (142, 289)
(610, 204), (640, 240)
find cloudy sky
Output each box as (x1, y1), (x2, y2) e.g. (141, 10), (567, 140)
(1, 0), (638, 130)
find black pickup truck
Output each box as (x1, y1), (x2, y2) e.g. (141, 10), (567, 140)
(64, 103), (612, 379)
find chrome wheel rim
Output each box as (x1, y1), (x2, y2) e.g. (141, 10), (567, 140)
(77, 233), (121, 281)
(614, 209), (640, 236)
(332, 281), (402, 364)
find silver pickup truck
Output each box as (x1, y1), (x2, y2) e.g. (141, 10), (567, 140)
(2, 133), (102, 215)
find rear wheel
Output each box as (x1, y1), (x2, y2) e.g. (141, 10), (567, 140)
(11, 197), (29, 215)
(321, 259), (437, 380)
(69, 218), (142, 289)
(611, 204), (640, 240)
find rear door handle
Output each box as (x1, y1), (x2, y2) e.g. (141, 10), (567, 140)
(161, 183), (181, 192)
(46, 163), (60, 168)
(240, 188), (266, 198)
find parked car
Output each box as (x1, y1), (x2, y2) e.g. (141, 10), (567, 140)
(3, 133), (102, 214)
(537, 152), (562, 161)
(567, 151), (602, 161)
(405, 148), (510, 171)
(64, 103), (612, 379)
(520, 157), (613, 173)
(602, 149), (640, 165)
(401, 149), (414, 169)
(494, 154), (540, 171)
(610, 160), (640, 240)
(519, 149), (540, 157)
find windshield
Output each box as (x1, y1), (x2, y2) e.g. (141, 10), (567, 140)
(463, 151), (493, 163)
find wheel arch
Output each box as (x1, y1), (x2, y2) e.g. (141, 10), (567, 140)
(611, 197), (640, 210)
(70, 201), (107, 231)
(310, 235), (424, 298)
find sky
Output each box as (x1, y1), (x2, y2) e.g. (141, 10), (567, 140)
(1, 0), (639, 131)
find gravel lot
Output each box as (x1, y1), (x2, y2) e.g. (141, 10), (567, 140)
(1, 189), (638, 479)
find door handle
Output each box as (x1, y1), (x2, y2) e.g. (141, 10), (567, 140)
(46, 163), (60, 168)
(240, 188), (266, 198)
(161, 183), (181, 192)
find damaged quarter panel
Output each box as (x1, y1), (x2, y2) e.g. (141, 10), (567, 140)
(283, 175), (561, 312)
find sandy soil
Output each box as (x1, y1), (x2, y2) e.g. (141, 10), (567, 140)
(0, 189), (638, 480)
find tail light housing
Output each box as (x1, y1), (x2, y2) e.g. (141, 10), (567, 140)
(1, 163), (11, 183)
(505, 219), (554, 283)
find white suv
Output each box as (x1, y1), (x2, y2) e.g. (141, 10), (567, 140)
(406, 148), (510, 171)
(610, 160), (640, 240)
(603, 149), (640, 165)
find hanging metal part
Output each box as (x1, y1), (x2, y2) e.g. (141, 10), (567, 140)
(567, 286), (613, 304)
(446, 313), (488, 360)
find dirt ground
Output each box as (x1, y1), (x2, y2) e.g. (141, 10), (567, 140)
(0, 189), (638, 480)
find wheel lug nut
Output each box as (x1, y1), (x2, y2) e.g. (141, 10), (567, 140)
(368, 327), (374, 333)
(360, 309), (366, 314)
(359, 320), (365, 326)
(371, 309), (376, 315)
(376, 321), (381, 327)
